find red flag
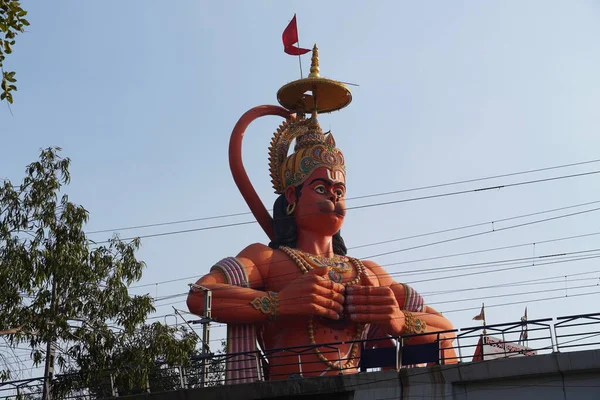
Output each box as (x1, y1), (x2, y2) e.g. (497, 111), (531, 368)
(473, 303), (486, 321)
(282, 14), (311, 56)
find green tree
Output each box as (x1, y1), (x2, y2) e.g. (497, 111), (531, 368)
(0, 0), (28, 104)
(0, 147), (197, 397)
(53, 323), (199, 398)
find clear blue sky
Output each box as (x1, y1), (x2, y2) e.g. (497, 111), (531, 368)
(3, 1), (600, 364)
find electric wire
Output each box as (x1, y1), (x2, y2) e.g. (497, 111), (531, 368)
(148, 249), (600, 306)
(363, 205), (600, 259)
(90, 168), (600, 244)
(351, 199), (600, 251)
(127, 200), (600, 290)
(86, 158), (600, 235)
(379, 230), (600, 269)
(137, 248), (600, 323)
(148, 252), (600, 326)
(146, 287), (600, 340)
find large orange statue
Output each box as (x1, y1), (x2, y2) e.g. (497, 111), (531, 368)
(187, 46), (457, 382)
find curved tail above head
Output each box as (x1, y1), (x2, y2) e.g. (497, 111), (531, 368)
(228, 105), (295, 240)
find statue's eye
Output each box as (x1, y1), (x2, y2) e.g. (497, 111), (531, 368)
(335, 188), (344, 198)
(314, 185), (326, 194)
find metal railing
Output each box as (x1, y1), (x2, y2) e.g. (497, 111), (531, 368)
(1, 312), (599, 399)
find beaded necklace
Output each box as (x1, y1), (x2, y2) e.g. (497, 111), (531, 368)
(279, 246), (366, 371)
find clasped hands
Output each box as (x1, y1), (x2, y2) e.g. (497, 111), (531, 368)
(276, 266), (405, 336)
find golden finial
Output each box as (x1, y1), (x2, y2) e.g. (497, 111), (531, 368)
(309, 44), (320, 78)
(276, 44), (352, 114)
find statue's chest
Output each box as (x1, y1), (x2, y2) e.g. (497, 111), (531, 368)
(266, 251), (363, 292)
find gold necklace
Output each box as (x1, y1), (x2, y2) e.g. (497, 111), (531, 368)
(281, 246), (363, 285)
(279, 246), (366, 370)
(295, 249), (352, 275)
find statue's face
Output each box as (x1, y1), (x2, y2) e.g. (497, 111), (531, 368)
(285, 167), (346, 236)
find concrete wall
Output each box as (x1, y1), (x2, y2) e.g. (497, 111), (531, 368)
(121, 349), (600, 400)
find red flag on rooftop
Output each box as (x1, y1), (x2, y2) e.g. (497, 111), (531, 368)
(282, 14), (311, 56)
(473, 303), (485, 321)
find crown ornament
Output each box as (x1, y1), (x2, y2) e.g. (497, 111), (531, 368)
(276, 44), (352, 114)
(268, 113), (345, 194)
(269, 44), (350, 194)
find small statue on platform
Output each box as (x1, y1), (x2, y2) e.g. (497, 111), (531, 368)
(187, 45), (457, 382)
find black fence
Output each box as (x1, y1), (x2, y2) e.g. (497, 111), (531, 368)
(1, 312), (600, 399)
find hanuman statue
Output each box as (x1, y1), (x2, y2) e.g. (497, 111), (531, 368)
(187, 45), (457, 382)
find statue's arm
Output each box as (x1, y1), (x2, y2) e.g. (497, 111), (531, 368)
(186, 243), (345, 324)
(186, 244), (275, 324)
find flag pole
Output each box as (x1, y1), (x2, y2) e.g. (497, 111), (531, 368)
(519, 306), (528, 345)
(473, 303), (487, 336)
(482, 303), (487, 336)
(295, 14), (304, 78)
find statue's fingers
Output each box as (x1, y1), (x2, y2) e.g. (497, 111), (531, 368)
(315, 277), (346, 294)
(303, 293), (344, 314)
(346, 304), (396, 314)
(312, 285), (345, 304)
(346, 294), (396, 306)
(348, 313), (388, 323)
(306, 302), (341, 320)
(347, 285), (393, 297)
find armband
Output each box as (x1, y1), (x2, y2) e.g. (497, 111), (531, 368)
(403, 311), (427, 335)
(250, 291), (279, 321)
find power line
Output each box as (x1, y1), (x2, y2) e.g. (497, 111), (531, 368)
(146, 280), (600, 334)
(423, 271), (600, 297)
(192, 272), (600, 343)
(91, 220), (257, 244)
(379, 230), (600, 269)
(148, 249), (600, 321)
(98, 169), (600, 245)
(93, 170), (600, 245)
(128, 204), (600, 291)
(346, 169), (600, 213)
(405, 253), (600, 285)
(86, 210), (254, 235)
(350, 158), (600, 201)
(130, 226), (600, 290)
(85, 159), (600, 236)
(442, 290), (599, 315)
(428, 282), (600, 307)
(390, 248), (600, 277)
(149, 249), (600, 304)
(119, 263), (600, 345)
(351, 199), (600, 251)
(152, 263), (600, 325)
(364, 205), (600, 259)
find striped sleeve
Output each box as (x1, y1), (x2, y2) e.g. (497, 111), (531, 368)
(400, 283), (425, 312)
(210, 257), (249, 287)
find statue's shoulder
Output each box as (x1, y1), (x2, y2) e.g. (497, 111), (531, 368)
(358, 259), (395, 287)
(355, 258), (381, 272)
(237, 242), (274, 259)
(237, 243), (289, 265)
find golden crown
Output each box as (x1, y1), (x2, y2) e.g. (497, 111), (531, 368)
(268, 115), (345, 194)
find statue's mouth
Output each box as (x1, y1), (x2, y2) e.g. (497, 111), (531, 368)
(317, 201), (346, 217)
(333, 208), (346, 217)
